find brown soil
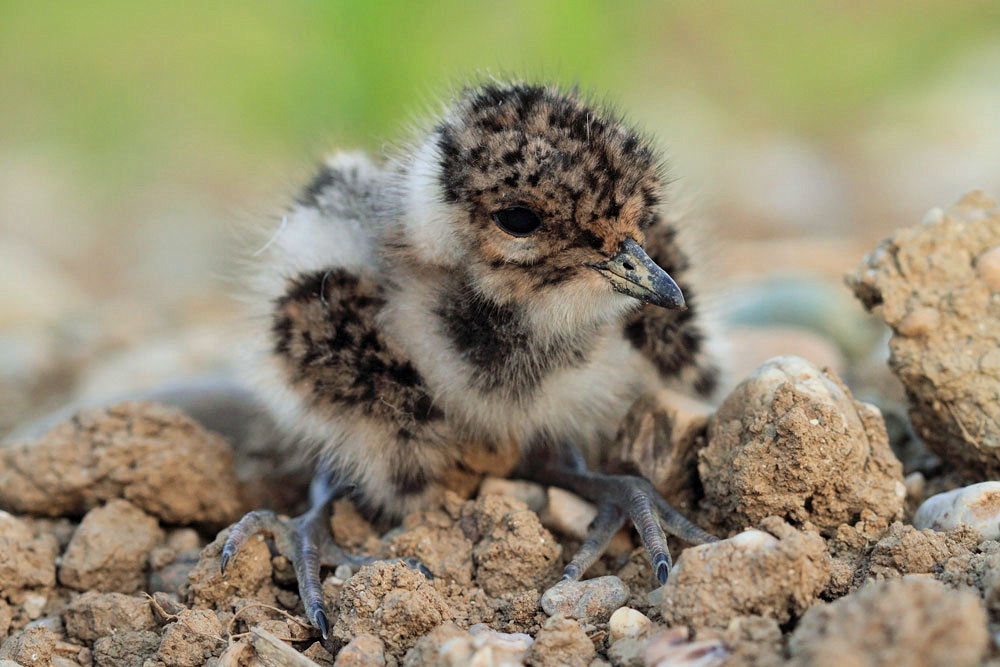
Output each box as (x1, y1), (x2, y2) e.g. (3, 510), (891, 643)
(1, 191), (998, 665)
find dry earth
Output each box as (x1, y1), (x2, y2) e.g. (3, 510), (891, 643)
(0, 191), (998, 666)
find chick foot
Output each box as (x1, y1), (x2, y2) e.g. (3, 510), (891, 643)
(524, 445), (716, 584)
(220, 465), (428, 638)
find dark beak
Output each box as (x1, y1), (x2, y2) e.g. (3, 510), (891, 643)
(591, 238), (686, 310)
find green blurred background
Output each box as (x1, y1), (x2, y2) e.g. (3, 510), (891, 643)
(1, 2), (999, 424)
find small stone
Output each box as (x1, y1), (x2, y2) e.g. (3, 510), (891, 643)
(643, 628), (729, 667)
(479, 477), (547, 514)
(149, 548), (200, 595)
(541, 577), (629, 622)
(608, 636), (648, 667)
(607, 607), (653, 644)
(913, 482), (1000, 540)
(418, 623), (537, 666)
(333, 633), (386, 666)
(166, 528), (201, 552)
(403, 623), (471, 666)
(21, 594), (46, 620)
(469, 623), (534, 657)
(904, 472), (926, 503)
(303, 641), (336, 666)
(540, 487), (596, 540)
(976, 246), (1000, 291)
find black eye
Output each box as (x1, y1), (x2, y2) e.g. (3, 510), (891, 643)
(492, 206), (541, 237)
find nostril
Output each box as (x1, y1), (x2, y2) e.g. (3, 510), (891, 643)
(622, 261), (635, 271)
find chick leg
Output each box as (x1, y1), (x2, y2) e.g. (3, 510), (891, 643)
(221, 463), (427, 638)
(522, 445), (716, 584)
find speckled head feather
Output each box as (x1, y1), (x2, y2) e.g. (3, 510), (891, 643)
(397, 83), (668, 314)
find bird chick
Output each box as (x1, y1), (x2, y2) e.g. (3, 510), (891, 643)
(223, 82), (721, 637)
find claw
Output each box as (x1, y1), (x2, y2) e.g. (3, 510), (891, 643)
(521, 444), (710, 587)
(219, 551), (231, 575)
(652, 552), (671, 585)
(314, 609), (329, 640)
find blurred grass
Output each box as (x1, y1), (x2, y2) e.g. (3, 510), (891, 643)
(2, 0), (999, 192)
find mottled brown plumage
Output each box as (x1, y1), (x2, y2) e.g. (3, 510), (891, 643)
(224, 82), (721, 637)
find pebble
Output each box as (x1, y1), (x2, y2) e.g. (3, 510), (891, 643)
(608, 607), (653, 644)
(643, 628), (729, 667)
(912, 482), (1000, 540)
(540, 576), (629, 622)
(539, 487), (596, 540)
(467, 624), (534, 665)
(438, 628), (533, 667)
(726, 529), (779, 550)
(976, 246), (1000, 291)
(332, 633), (386, 666)
(608, 636), (648, 667)
(22, 594), (46, 620)
(468, 623), (534, 652)
(478, 477), (547, 514)
(904, 472), (926, 503)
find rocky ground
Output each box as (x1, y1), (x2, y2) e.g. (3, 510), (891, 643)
(0, 191), (998, 666)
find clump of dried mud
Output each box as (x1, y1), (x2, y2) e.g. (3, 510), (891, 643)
(700, 355), (905, 535)
(847, 190), (1000, 477)
(2, 191), (1000, 666)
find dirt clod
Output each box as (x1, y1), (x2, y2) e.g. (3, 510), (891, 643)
(465, 495), (562, 597)
(847, 190), (1000, 477)
(58, 499), (164, 593)
(788, 577), (988, 667)
(331, 561), (450, 659)
(659, 523), (830, 629)
(62, 591), (156, 641)
(0, 625), (56, 665)
(524, 615), (594, 667)
(0, 512), (57, 604)
(856, 522), (980, 583)
(0, 401), (243, 526)
(155, 608), (224, 667)
(93, 630), (160, 667)
(700, 356), (904, 535)
(184, 528), (274, 610)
